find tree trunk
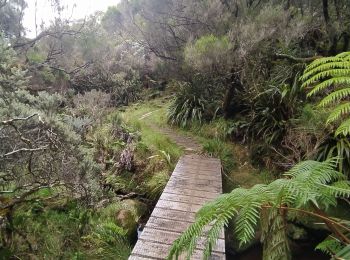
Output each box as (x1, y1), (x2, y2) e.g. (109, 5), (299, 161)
(222, 73), (243, 118)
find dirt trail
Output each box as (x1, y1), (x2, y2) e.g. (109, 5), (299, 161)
(139, 111), (202, 153)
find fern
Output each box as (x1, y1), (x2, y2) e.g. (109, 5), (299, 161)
(301, 52), (350, 136)
(316, 236), (343, 256)
(168, 159), (350, 260)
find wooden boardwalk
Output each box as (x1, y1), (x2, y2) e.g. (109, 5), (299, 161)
(129, 154), (225, 260)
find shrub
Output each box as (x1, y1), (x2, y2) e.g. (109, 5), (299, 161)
(167, 76), (222, 127)
(146, 170), (170, 199)
(202, 139), (235, 173)
(184, 34), (232, 74)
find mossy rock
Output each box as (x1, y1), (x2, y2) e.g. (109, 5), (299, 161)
(114, 199), (147, 240)
(122, 199), (147, 221)
(115, 209), (137, 239)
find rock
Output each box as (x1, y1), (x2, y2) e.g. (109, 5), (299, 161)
(115, 209), (137, 239)
(114, 199), (148, 240)
(122, 199), (147, 221)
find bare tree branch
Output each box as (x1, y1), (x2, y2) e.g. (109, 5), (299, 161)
(1, 114), (39, 125)
(274, 53), (323, 63)
(1, 146), (49, 158)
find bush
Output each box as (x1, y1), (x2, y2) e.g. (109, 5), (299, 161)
(71, 90), (111, 124)
(202, 138), (235, 173)
(145, 170), (170, 199)
(184, 34), (232, 74)
(167, 76), (222, 127)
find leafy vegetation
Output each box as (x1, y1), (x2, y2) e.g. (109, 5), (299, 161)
(1, 0), (350, 259)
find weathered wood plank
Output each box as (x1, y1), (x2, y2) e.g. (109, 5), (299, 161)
(130, 240), (225, 260)
(145, 217), (225, 240)
(159, 192), (213, 205)
(139, 227), (225, 252)
(167, 179), (222, 191)
(155, 199), (202, 213)
(163, 186), (219, 199)
(150, 207), (196, 223)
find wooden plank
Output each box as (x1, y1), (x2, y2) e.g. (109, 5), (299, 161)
(165, 182), (222, 193)
(150, 207), (196, 223)
(145, 217), (225, 240)
(171, 173), (220, 182)
(129, 256), (156, 260)
(163, 186), (219, 199)
(167, 178), (222, 190)
(159, 192), (213, 205)
(139, 227), (225, 252)
(130, 240), (225, 260)
(155, 199), (202, 213)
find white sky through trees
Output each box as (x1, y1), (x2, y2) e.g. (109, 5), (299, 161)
(23, 0), (120, 38)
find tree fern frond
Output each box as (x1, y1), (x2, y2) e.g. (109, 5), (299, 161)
(284, 158), (340, 181)
(203, 218), (226, 260)
(318, 87), (350, 107)
(326, 103), (350, 124)
(235, 200), (263, 246)
(307, 79), (350, 98)
(301, 62), (350, 83)
(302, 69), (350, 87)
(335, 117), (350, 136)
(336, 52), (350, 59)
(316, 236), (343, 256)
(301, 52), (350, 138)
(321, 180), (350, 198)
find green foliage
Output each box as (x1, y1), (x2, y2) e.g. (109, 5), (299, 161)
(316, 236), (344, 257)
(26, 49), (46, 63)
(301, 52), (350, 136)
(184, 34), (232, 73)
(202, 139), (235, 173)
(146, 170), (169, 199)
(242, 82), (303, 145)
(317, 135), (350, 174)
(167, 77), (221, 127)
(168, 158), (350, 260)
(83, 221), (131, 259)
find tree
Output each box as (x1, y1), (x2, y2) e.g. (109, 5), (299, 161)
(0, 35), (95, 251)
(0, 0), (27, 39)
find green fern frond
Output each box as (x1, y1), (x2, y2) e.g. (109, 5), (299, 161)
(301, 62), (350, 84)
(318, 87), (350, 107)
(326, 103), (350, 124)
(307, 78), (350, 98)
(335, 117), (350, 136)
(336, 52), (350, 59)
(302, 69), (350, 87)
(301, 52), (350, 137)
(316, 236), (343, 256)
(322, 180), (350, 198)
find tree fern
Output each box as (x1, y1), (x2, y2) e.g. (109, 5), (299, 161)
(168, 159), (350, 260)
(301, 52), (350, 136)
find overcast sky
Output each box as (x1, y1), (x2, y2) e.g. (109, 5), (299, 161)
(23, 0), (120, 38)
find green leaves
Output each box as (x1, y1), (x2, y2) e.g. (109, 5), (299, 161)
(301, 52), (350, 137)
(168, 159), (350, 260)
